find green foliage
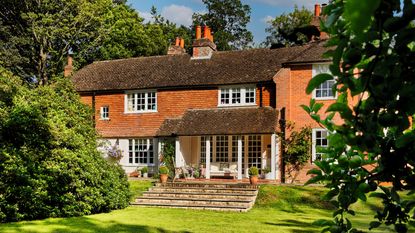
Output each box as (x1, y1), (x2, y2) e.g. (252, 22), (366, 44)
(141, 166), (148, 174)
(248, 166), (259, 176)
(0, 1), (191, 84)
(192, 0), (253, 50)
(281, 123), (312, 183)
(0, 0), (113, 84)
(160, 140), (176, 179)
(0, 68), (130, 222)
(158, 166), (169, 175)
(304, 0), (415, 232)
(264, 5), (314, 47)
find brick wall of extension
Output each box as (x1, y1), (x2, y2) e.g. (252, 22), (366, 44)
(79, 83), (275, 138)
(275, 64), (360, 183)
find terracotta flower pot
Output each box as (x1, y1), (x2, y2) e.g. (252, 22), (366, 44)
(160, 174), (168, 184)
(250, 176), (258, 185)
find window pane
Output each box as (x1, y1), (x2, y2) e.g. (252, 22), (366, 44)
(215, 136), (228, 162)
(231, 88), (241, 104)
(248, 135), (261, 169)
(245, 88), (255, 103)
(129, 139), (133, 164)
(221, 89), (230, 105)
(137, 93), (146, 111)
(147, 92), (156, 110)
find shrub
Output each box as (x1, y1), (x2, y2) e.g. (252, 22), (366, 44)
(0, 71), (130, 222)
(248, 166), (259, 176)
(159, 166), (169, 175)
(141, 166), (148, 174)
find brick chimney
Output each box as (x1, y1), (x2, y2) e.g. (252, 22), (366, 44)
(311, 3), (329, 40)
(64, 53), (73, 77)
(167, 37), (186, 55)
(192, 25), (216, 59)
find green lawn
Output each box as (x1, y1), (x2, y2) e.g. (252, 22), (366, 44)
(0, 180), (409, 233)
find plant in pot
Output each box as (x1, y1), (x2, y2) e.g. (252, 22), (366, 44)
(262, 167), (272, 179)
(248, 166), (259, 185)
(159, 166), (169, 184)
(141, 166), (148, 178)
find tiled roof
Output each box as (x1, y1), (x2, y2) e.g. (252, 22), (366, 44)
(156, 107), (277, 136)
(72, 41), (329, 92)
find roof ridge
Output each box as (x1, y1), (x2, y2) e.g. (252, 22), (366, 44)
(92, 53), (190, 64)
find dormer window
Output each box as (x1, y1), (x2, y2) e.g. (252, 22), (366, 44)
(218, 86), (256, 107)
(125, 90), (157, 113)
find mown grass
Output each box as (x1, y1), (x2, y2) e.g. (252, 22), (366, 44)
(0, 180), (412, 233)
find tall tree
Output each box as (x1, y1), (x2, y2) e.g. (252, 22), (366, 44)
(264, 6), (314, 47)
(304, 0), (415, 232)
(192, 0), (253, 50)
(0, 0), (113, 85)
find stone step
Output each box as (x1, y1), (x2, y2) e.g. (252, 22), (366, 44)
(134, 197), (252, 208)
(131, 201), (251, 212)
(142, 191), (255, 200)
(155, 182), (257, 189)
(150, 187), (258, 195)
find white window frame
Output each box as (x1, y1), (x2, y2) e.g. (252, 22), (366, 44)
(100, 106), (109, 120)
(218, 85), (256, 107)
(124, 90), (157, 113)
(312, 128), (329, 162)
(128, 138), (154, 165)
(312, 63), (336, 100)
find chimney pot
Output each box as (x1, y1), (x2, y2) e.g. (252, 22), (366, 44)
(64, 55), (73, 77)
(175, 37), (180, 46)
(203, 26), (209, 39)
(314, 4), (321, 17)
(196, 25), (201, 39)
(180, 38), (185, 48)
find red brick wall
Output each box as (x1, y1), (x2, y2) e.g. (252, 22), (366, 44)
(275, 65), (358, 183)
(79, 85), (275, 138)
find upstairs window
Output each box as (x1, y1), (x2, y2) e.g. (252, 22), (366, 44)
(312, 64), (336, 100)
(219, 86), (256, 106)
(126, 90), (157, 113)
(100, 106), (109, 120)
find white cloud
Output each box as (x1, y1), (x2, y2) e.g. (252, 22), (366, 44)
(161, 4), (194, 26)
(138, 11), (153, 23)
(261, 15), (274, 24)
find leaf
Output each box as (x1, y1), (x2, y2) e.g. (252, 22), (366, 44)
(306, 73), (334, 94)
(344, 0), (381, 34)
(307, 168), (322, 175)
(300, 104), (311, 113)
(326, 103), (353, 119)
(369, 221), (381, 230)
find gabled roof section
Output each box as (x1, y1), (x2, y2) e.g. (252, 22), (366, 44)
(284, 40), (331, 64)
(156, 107), (277, 137)
(72, 42), (329, 92)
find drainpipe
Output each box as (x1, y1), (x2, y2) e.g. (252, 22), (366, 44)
(92, 92), (96, 127)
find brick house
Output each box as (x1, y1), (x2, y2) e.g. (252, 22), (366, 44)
(71, 5), (334, 183)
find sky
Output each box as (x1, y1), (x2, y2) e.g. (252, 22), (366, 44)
(127, 0), (326, 45)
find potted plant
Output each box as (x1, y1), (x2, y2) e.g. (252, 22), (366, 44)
(159, 166), (169, 184)
(262, 167), (272, 179)
(141, 166), (148, 178)
(248, 166), (259, 185)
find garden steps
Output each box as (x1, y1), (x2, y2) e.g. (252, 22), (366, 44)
(132, 182), (258, 212)
(143, 191), (255, 200)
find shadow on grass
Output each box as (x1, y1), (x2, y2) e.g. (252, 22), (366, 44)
(4, 217), (191, 233)
(264, 219), (320, 233)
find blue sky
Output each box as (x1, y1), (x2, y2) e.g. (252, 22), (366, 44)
(127, 0), (326, 45)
